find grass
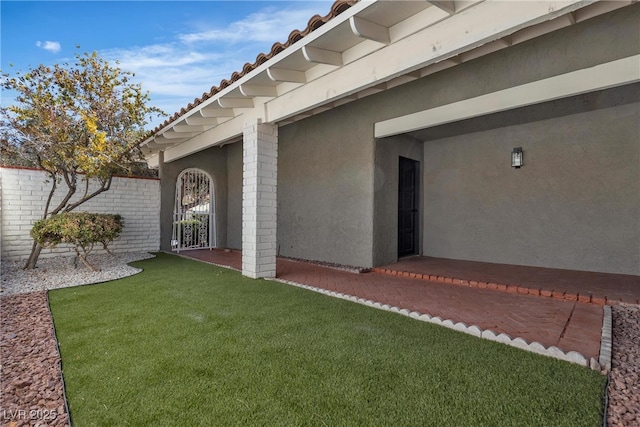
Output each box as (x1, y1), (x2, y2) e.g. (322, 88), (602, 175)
(49, 253), (605, 426)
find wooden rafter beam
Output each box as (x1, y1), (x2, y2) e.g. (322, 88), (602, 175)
(184, 116), (219, 126)
(172, 124), (207, 133)
(160, 131), (200, 140)
(267, 67), (306, 83)
(349, 16), (390, 44)
(428, 1), (456, 15)
(217, 97), (254, 108)
(239, 84), (278, 97)
(302, 46), (343, 66)
(199, 108), (234, 118)
(153, 135), (179, 144)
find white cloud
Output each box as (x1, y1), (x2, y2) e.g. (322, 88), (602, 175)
(101, 41), (256, 127)
(110, 44), (218, 69)
(36, 40), (61, 53)
(178, 6), (321, 44)
(98, 3), (330, 128)
(102, 43), (237, 98)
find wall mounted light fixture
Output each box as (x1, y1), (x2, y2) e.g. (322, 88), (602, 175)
(511, 147), (523, 169)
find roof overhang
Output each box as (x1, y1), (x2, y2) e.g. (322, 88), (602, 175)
(142, 0), (635, 167)
(375, 54), (640, 138)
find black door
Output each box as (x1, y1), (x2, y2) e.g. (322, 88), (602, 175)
(398, 157), (419, 258)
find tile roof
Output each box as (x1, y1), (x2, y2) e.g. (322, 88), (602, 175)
(149, 0), (358, 137)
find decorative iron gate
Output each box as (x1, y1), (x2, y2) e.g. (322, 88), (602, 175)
(172, 169), (215, 252)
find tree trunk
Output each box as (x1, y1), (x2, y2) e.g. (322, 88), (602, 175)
(23, 241), (43, 270)
(77, 254), (99, 272)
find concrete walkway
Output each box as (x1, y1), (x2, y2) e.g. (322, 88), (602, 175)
(179, 249), (639, 363)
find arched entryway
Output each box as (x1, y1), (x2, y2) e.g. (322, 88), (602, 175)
(172, 168), (216, 252)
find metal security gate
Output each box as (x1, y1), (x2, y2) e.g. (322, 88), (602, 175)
(172, 169), (215, 252)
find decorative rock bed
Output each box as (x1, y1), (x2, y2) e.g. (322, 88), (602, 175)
(1, 291), (69, 427)
(607, 305), (640, 426)
(1, 252), (155, 296)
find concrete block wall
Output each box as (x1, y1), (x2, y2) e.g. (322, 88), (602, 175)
(0, 166), (160, 261)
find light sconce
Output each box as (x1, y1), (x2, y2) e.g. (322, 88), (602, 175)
(511, 147), (523, 169)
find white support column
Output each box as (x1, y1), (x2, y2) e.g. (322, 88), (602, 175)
(242, 121), (278, 278)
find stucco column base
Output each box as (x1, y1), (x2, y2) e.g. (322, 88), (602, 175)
(242, 120), (278, 278)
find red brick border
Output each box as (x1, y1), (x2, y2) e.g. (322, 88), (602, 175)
(374, 268), (614, 306)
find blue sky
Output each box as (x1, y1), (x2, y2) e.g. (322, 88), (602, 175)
(1, 0), (334, 128)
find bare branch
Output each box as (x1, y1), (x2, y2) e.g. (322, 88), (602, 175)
(82, 175), (89, 200)
(42, 172), (57, 219)
(63, 175), (112, 212)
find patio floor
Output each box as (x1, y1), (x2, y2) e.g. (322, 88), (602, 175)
(177, 249), (640, 362)
(376, 256), (640, 306)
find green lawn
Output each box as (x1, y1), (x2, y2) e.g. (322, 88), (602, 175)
(49, 253), (605, 426)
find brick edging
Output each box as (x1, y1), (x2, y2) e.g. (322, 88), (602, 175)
(372, 268), (616, 306)
(267, 277), (602, 371)
(599, 306), (612, 372)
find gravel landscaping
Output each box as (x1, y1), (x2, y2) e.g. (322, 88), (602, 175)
(607, 304), (640, 426)
(0, 252), (638, 426)
(1, 252), (155, 296)
(1, 291), (69, 427)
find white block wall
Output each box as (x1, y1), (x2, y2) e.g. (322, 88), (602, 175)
(0, 166), (160, 261)
(242, 121), (278, 278)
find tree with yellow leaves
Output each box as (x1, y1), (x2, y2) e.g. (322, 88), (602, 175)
(1, 51), (164, 269)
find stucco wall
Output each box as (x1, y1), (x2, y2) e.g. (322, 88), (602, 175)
(226, 141), (243, 250)
(159, 146), (228, 251)
(421, 98), (639, 275)
(277, 107), (376, 267)
(0, 167), (160, 261)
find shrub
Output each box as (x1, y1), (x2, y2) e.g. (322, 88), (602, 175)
(31, 212), (123, 271)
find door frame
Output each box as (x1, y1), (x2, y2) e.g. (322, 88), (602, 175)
(398, 156), (420, 258)
(172, 168), (216, 252)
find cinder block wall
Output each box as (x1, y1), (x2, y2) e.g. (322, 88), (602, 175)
(0, 166), (160, 261)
